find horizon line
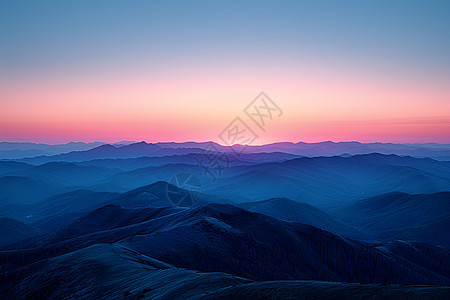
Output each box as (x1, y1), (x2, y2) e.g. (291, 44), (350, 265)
(1, 140), (450, 146)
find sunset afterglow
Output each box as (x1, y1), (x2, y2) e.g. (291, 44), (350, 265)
(1, 0), (449, 143)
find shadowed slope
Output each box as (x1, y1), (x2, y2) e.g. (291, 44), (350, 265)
(330, 192), (450, 247)
(0, 217), (42, 247)
(239, 197), (363, 239)
(3, 203), (449, 285)
(2, 243), (449, 299)
(0, 243), (249, 299)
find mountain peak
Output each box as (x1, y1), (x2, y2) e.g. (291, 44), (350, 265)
(90, 144), (117, 151)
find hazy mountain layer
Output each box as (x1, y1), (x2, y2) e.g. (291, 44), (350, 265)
(0, 217), (42, 247)
(5, 141), (450, 161)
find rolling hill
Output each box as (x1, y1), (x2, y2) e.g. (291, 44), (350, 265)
(4, 203), (449, 285)
(105, 181), (233, 209)
(330, 192), (450, 247)
(2, 243), (448, 299)
(6, 162), (119, 187)
(239, 198), (364, 239)
(100, 153), (450, 207)
(205, 154), (450, 206)
(0, 176), (63, 206)
(1, 243), (449, 299)
(0, 181), (232, 231)
(0, 161), (34, 176)
(0, 217), (42, 247)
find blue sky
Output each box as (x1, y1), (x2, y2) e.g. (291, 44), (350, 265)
(1, 0), (449, 143)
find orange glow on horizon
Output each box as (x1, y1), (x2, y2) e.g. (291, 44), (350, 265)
(1, 64), (449, 144)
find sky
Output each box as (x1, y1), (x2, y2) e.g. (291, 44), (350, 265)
(1, 0), (449, 144)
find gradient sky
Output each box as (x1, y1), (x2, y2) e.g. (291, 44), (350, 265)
(1, 0), (449, 144)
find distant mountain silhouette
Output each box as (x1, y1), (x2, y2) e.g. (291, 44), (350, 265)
(97, 163), (206, 192)
(13, 162), (118, 187)
(40, 153), (444, 207)
(0, 141), (105, 159)
(72, 151), (298, 171)
(204, 153), (450, 206)
(9, 141), (450, 163)
(241, 141), (450, 159)
(17, 141), (162, 163)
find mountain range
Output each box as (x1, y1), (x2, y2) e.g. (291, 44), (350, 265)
(1, 141), (449, 298)
(3, 140), (450, 162)
(3, 201), (450, 286)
